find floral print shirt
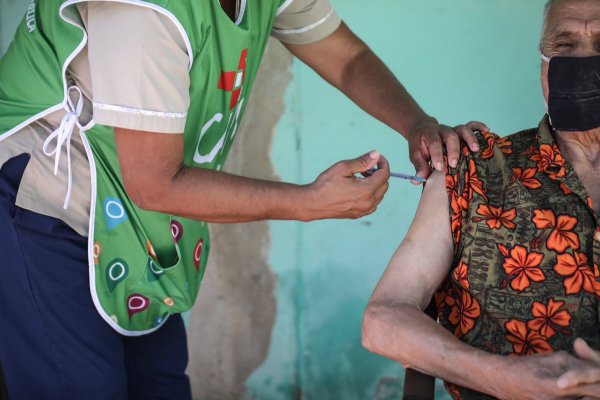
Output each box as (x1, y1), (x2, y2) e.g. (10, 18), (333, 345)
(437, 116), (600, 400)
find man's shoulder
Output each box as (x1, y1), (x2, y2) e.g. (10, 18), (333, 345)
(463, 125), (541, 166)
(447, 124), (542, 187)
(501, 126), (540, 153)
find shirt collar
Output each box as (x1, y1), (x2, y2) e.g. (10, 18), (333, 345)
(535, 115), (597, 219)
(536, 114), (556, 147)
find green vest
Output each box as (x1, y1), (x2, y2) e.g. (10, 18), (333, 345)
(0, 0), (283, 335)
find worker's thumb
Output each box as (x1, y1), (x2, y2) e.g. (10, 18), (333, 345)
(340, 150), (380, 175)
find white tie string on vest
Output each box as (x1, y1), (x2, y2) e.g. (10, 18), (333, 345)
(42, 86), (84, 210)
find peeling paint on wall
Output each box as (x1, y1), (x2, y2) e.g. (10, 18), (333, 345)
(186, 40), (293, 400)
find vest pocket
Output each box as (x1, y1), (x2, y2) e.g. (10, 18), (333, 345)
(130, 251), (198, 315)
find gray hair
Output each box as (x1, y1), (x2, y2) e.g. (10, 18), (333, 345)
(541, 0), (560, 49)
(544, 0), (559, 17)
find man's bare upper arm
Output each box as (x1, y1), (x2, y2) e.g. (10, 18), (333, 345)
(370, 170), (454, 310)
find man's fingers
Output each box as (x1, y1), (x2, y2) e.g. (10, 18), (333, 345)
(422, 134), (444, 172)
(374, 180), (389, 202)
(408, 136), (431, 183)
(339, 150), (380, 175)
(407, 120), (487, 180)
(359, 154), (390, 179)
(557, 366), (600, 389)
(562, 383), (600, 399)
(365, 156), (390, 187)
(466, 120), (489, 133)
(359, 178), (389, 217)
(574, 338), (600, 364)
(441, 128), (461, 168)
(376, 153), (390, 172)
(368, 156), (390, 188)
(455, 124), (480, 153)
(360, 155), (390, 212)
(409, 149), (431, 184)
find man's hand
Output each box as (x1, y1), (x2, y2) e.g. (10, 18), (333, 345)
(492, 350), (600, 400)
(573, 338), (600, 365)
(303, 150), (390, 221)
(407, 120), (489, 181)
(550, 339), (600, 399)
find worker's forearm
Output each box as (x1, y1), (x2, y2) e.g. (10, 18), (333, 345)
(133, 166), (311, 223)
(338, 47), (436, 139)
(131, 152), (390, 223)
(115, 126), (389, 224)
(362, 303), (503, 397)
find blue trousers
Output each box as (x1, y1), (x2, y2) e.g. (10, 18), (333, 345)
(0, 155), (191, 400)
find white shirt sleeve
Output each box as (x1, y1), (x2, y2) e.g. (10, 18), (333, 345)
(84, 2), (191, 133)
(272, 0), (342, 45)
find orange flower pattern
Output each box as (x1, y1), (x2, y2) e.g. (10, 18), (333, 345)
(530, 143), (566, 180)
(527, 299), (572, 338)
(447, 174), (464, 245)
(500, 245), (545, 291)
(560, 182), (574, 195)
(467, 159), (487, 201)
(453, 261), (470, 290)
(532, 210), (579, 252)
(480, 131), (513, 159)
(474, 204), (517, 230)
(505, 319), (553, 355)
(496, 137), (514, 157)
(554, 252), (596, 295)
(512, 167), (541, 190)
(594, 264), (600, 296)
(447, 289), (481, 337)
(437, 117), (599, 400)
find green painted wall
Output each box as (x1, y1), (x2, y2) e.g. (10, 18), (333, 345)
(247, 1), (547, 399)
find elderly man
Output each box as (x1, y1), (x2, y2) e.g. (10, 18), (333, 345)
(363, 1), (600, 399)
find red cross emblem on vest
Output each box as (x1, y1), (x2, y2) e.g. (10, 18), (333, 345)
(218, 49), (248, 110)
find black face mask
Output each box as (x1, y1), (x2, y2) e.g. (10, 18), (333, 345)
(547, 54), (600, 132)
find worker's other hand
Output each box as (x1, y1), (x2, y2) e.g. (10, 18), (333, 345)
(303, 150), (390, 221)
(407, 119), (489, 182)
